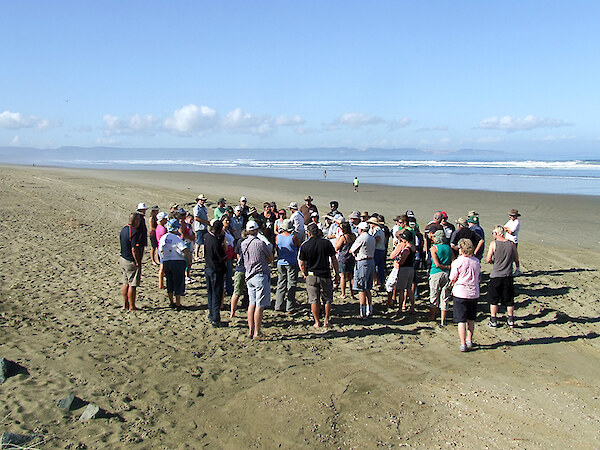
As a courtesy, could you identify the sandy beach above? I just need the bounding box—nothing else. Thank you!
[1,164,599,449]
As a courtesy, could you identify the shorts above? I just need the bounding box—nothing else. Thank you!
[353,259,374,291]
[163,259,187,296]
[120,256,141,287]
[453,296,478,323]
[487,276,515,307]
[195,229,207,246]
[233,271,247,296]
[429,271,451,310]
[246,273,271,308]
[338,259,355,274]
[306,275,334,305]
[396,266,415,291]
[150,234,158,249]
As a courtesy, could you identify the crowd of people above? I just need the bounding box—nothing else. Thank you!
[119,193,521,350]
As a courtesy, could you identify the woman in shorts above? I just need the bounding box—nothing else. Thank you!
[390,230,416,313]
[449,238,481,352]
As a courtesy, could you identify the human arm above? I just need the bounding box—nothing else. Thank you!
[486,240,496,264]
[335,235,345,251]
[389,242,402,260]
[431,245,450,270]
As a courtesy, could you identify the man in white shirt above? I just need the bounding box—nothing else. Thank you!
[288,202,305,242]
[350,222,376,318]
[504,209,522,275]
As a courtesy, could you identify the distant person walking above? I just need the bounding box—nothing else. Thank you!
[353,177,359,192]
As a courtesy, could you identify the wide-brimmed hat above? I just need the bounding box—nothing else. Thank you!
[456,217,468,226]
[288,202,299,210]
[467,210,479,217]
[508,209,521,217]
[196,194,207,201]
[366,217,380,226]
[304,195,313,201]
[137,202,148,211]
[280,219,294,232]
[348,210,361,219]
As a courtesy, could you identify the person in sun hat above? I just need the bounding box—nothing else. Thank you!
[135,202,149,259]
[193,194,210,261]
[300,195,318,225]
[350,221,376,318]
[288,201,305,242]
[275,219,301,313]
[504,209,521,248]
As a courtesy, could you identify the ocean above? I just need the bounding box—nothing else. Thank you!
[51,157,600,196]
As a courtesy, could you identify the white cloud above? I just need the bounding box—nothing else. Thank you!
[536,134,575,142]
[163,104,218,134]
[275,115,305,126]
[330,112,385,129]
[0,110,54,130]
[103,113,158,136]
[10,135,21,146]
[388,118,412,130]
[478,115,570,132]
[222,108,272,135]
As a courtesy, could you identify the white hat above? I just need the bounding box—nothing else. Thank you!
[358,222,369,231]
[196,194,207,201]
[157,212,168,221]
[311,211,319,217]
[288,201,298,210]
[246,220,259,231]
[234,205,242,212]
[240,196,247,202]
[137,202,148,210]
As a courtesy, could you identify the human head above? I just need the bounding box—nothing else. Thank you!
[458,238,474,256]
[456,217,468,228]
[196,194,207,204]
[234,205,242,215]
[306,222,319,237]
[508,209,521,218]
[280,219,294,233]
[433,211,443,223]
[210,219,223,234]
[167,218,180,233]
[330,200,338,210]
[366,217,379,227]
[360,211,369,221]
[440,211,449,223]
[157,212,168,223]
[357,222,369,232]
[129,212,140,227]
[493,225,505,238]
[218,197,226,207]
[278,209,286,219]
[246,220,259,235]
[433,229,447,245]
[304,195,313,204]
[311,212,319,222]
[137,202,148,215]
[399,230,412,243]
[288,202,298,211]
[150,206,159,216]
[341,221,352,235]
[263,202,272,212]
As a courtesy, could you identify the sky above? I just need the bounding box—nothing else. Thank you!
[1,1,599,158]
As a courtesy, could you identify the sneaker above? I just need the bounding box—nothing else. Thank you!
[507,317,515,328]
[459,344,467,352]
[513,268,522,277]
[465,340,473,350]
[488,320,499,328]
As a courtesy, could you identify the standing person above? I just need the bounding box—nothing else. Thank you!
[367,217,386,291]
[348,210,361,235]
[222,215,236,299]
[487,225,520,328]
[467,214,485,260]
[230,231,248,319]
[158,219,192,309]
[428,230,453,325]
[238,196,250,222]
[451,217,484,258]
[329,200,341,218]
[119,213,142,311]
[275,219,301,313]
[274,209,287,236]
[298,223,340,327]
[230,206,245,241]
[149,206,160,265]
[353,176,359,192]
[335,221,356,300]
[178,209,195,284]
[155,212,168,289]
[504,209,521,276]
[440,211,455,240]
[214,198,228,220]
[300,195,318,225]
[288,202,305,242]
[193,194,210,261]
[241,220,273,339]
[350,222,376,318]
[204,219,227,327]
[260,202,277,247]
[449,239,481,352]
[389,230,417,313]
[136,202,149,261]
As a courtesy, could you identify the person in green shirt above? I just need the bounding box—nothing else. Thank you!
[429,229,453,325]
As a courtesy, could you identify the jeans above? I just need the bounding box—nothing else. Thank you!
[275,264,298,311]
[205,266,224,323]
[374,248,386,285]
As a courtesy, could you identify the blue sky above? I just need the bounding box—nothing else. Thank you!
[1,1,599,157]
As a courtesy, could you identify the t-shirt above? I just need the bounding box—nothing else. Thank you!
[214,206,227,220]
[156,224,167,244]
[276,233,298,266]
[452,228,482,250]
[350,231,376,261]
[504,218,520,244]
[298,236,336,278]
[158,232,188,262]
[193,204,208,231]
[450,255,480,299]
[241,235,272,279]
[120,224,141,262]
[369,226,386,251]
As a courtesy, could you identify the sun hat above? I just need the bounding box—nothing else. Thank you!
[196,194,207,201]
[304,195,313,201]
[249,206,257,214]
[234,205,242,212]
[280,219,294,232]
[169,203,179,210]
[288,202,299,210]
[311,212,319,217]
[240,196,247,202]
[467,210,479,217]
[157,212,168,221]
[366,217,380,225]
[167,218,180,232]
[357,222,369,231]
[137,202,148,210]
[246,220,259,231]
[348,210,361,219]
[456,217,468,226]
[433,229,447,244]
[508,209,521,217]
[151,205,159,211]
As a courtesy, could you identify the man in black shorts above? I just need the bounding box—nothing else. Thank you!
[486,225,520,328]
[298,223,340,327]
[120,213,142,311]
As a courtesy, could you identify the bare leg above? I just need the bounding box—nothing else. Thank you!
[247,304,255,338]
[490,304,499,318]
[121,284,130,310]
[168,292,175,306]
[507,306,514,317]
[127,286,138,311]
[467,320,474,342]
[311,303,321,327]
[158,264,165,289]
[458,322,467,345]
[340,273,346,298]
[253,307,264,338]
[441,309,447,326]
[230,294,239,318]
[324,303,332,327]
[429,306,437,321]
[174,294,181,307]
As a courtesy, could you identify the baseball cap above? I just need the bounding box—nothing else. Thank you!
[246,220,259,231]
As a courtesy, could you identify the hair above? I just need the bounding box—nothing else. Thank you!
[129,212,139,225]
[330,200,338,208]
[458,238,474,256]
[493,225,505,237]
[341,221,352,235]
[263,202,271,208]
[399,214,408,223]
[211,219,223,234]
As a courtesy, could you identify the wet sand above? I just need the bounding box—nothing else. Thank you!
[1,165,599,448]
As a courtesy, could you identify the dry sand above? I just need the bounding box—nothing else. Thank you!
[0,165,599,449]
